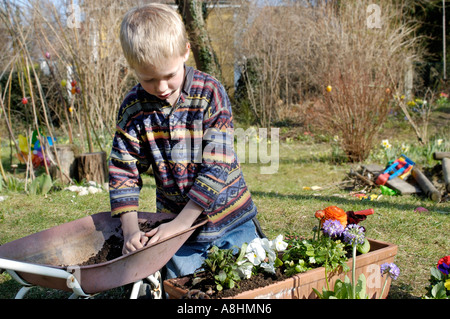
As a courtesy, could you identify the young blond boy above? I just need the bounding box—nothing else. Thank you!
[109,3,261,278]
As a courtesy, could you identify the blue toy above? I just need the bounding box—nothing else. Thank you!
[375,154,415,185]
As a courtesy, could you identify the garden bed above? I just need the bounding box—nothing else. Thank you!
[164,238,398,299]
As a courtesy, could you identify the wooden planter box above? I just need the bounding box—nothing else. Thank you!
[163,238,398,299]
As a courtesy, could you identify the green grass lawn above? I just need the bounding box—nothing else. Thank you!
[0,134,449,299]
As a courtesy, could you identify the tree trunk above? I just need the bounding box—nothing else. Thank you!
[76,151,107,185]
[49,145,77,184]
[176,0,223,82]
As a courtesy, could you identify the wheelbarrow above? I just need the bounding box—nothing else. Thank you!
[0,211,207,299]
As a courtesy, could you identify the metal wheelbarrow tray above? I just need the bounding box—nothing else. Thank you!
[0,211,207,297]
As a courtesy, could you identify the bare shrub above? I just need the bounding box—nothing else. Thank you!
[31,0,135,152]
[0,0,142,185]
[310,1,424,162]
[236,2,299,128]
[236,0,424,161]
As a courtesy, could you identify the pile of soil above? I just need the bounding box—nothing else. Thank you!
[174,268,289,299]
[78,219,170,266]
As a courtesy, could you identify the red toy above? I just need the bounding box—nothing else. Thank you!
[375,154,414,185]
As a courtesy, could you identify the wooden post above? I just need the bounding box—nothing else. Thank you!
[433,152,450,192]
[433,152,450,160]
[75,152,107,185]
[442,157,450,193]
[411,167,441,202]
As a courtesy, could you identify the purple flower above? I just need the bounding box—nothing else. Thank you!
[380,263,400,280]
[438,263,450,275]
[322,219,345,238]
[437,256,450,275]
[342,224,365,245]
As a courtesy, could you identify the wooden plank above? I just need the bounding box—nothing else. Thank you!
[433,152,450,160]
[411,167,441,202]
[443,157,450,192]
[362,164,422,195]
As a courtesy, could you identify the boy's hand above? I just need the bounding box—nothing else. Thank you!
[145,199,203,245]
[120,211,148,254]
[145,218,188,245]
[122,230,149,254]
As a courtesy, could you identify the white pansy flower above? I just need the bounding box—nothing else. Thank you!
[245,238,266,265]
[260,237,276,262]
[271,234,288,252]
[260,262,276,274]
[236,262,253,279]
[261,238,272,252]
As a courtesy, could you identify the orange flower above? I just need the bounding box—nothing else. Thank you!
[317,206,347,227]
[315,210,325,219]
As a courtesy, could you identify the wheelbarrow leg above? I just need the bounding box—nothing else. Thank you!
[15,286,33,299]
[6,270,34,299]
[129,271,163,299]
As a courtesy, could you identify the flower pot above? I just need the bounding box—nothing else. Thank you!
[163,238,398,299]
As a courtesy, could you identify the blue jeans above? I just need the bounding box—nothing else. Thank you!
[165,219,260,279]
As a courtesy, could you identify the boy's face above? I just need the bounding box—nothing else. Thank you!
[134,46,190,106]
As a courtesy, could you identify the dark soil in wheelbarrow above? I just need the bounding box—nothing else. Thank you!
[78,219,171,266]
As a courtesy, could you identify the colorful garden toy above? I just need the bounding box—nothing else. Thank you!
[375,154,415,185]
[17,129,55,168]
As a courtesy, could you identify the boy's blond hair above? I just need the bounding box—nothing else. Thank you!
[120,3,188,69]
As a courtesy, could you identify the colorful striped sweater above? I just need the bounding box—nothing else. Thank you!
[109,66,257,242]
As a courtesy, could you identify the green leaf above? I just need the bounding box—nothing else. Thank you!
[231,270,241,281]
[274,257,283,268]
[312,287,323,298]
[216,270,227,283]
[431,282,447,299]
[357,238,371,254]
[40,174,53,195]
[334,280,349,299]
[430,266,445,281]
[356,274,368,299]
[343,276,353,298]
[236,242,248,262]
[28,178,38,195]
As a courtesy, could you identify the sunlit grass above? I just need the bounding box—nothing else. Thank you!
[0,124,449,299]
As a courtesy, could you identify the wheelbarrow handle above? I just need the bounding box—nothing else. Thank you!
[0,258,90,298]
[0,258,71,279]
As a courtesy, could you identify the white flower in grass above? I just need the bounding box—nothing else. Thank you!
[381,139,391,149]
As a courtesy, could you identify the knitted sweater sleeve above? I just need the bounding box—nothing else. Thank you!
[108,99,149,217]
[186,79,235,211]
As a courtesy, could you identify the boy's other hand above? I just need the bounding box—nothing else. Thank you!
[145,218,187,245]
[122,230,149,254]
[145,199,203,245]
